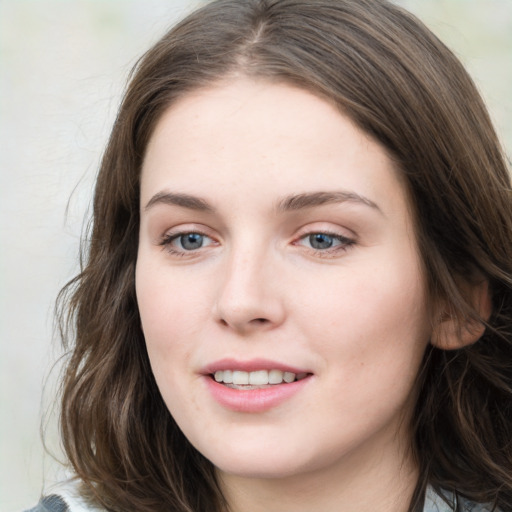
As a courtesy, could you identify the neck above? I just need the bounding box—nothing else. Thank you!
[217,436,419,512]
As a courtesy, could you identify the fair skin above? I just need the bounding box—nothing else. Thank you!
[136,79,432,512]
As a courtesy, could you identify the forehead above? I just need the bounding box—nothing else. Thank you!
[140,78,409,218]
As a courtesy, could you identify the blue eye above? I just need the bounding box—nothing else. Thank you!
[178,233,205,250]
[297,232,354,253]
[160,231,214,254]
[308,233,336,250]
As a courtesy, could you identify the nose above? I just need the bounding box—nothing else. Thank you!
[213,246,286,335]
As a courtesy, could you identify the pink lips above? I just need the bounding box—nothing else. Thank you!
[202,358,309,375]
[201,358,312,413]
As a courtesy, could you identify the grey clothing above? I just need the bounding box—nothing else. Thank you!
[25,495,69,512]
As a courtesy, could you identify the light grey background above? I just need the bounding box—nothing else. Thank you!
[1,1,510,510]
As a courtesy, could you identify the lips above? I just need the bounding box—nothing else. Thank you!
[201,358,313,412]
[202,358,310,375]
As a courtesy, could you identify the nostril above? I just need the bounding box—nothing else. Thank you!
[217,316,271,332]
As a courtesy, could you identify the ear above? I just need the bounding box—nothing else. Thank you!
[431,279,492,350]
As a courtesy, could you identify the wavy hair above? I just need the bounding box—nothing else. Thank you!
[57,1,512,510]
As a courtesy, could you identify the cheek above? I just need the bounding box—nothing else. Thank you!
[136,267,201,411]
[136,267,194,393]
[315,260,424,313]
[136,258,209,341]
[296,253,430,367]
[136,267,216,428]
[296,260,430,433]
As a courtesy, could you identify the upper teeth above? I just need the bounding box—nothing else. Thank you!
[214,369,306,385]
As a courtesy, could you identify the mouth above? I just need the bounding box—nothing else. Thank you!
[203,360,313,412]
[211,369,310,390]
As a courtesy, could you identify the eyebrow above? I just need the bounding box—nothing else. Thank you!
[145,191,215,212]
[144,190,381,215]
[276,191,381,214]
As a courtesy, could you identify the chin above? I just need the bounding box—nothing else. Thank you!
[197,439,326,481]
[214,458,307,480]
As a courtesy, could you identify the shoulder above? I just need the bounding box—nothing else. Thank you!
[24,480,106,512]
[424,486,501,512]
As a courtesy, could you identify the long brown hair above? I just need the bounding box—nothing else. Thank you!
[57,1,512,510]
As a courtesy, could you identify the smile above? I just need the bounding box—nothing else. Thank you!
[213,369,309,388]
[203,361,313,412]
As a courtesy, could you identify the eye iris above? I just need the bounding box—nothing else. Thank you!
[180,233,203,250]
[309,233,333,249]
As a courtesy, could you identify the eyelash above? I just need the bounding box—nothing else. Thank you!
[158,230,356,258]
[159,231,216,257]
[293,231,355,258]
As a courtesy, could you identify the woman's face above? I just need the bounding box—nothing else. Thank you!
[136,79,431,482]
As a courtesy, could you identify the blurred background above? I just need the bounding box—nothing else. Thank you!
[0,1,510,510]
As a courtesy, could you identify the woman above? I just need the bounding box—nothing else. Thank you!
[28,0,512,511]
